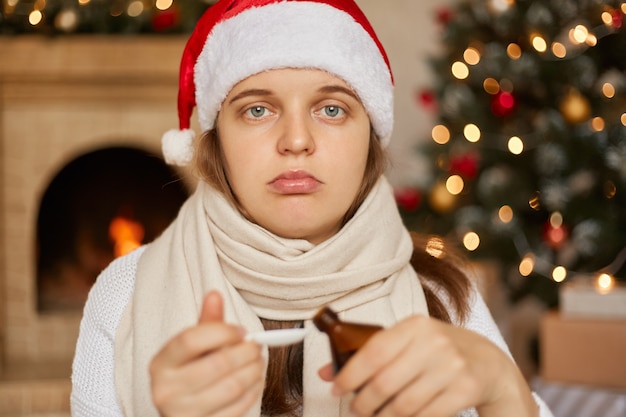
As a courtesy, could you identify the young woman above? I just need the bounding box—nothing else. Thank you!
[71,1,554,416]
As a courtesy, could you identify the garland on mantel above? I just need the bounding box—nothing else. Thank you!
[1,0,214,35]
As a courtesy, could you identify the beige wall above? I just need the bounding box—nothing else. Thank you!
[357,0,451,187]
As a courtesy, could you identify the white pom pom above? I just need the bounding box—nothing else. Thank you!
[162,128,195,166]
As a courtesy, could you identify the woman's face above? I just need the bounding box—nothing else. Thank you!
[216,68,371,244]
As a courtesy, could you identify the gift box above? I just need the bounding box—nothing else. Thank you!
[539,311,626,390]
[560,280,626,319]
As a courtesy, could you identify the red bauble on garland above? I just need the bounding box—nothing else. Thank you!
[151,6,180,32]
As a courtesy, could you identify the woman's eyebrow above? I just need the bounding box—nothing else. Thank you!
[318,85,360,101]
[228,89,273,104]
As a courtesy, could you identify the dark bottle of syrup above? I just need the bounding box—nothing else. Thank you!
[313,306,383,374]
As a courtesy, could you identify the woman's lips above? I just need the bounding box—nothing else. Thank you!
[268,170,322,194]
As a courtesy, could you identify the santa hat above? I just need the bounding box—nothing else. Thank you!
[162,0,395,166]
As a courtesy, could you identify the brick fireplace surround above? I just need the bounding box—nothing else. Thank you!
[0,36,194,415]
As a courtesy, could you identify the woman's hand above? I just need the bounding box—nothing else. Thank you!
[149,290,265,417]
[320,315,538,417]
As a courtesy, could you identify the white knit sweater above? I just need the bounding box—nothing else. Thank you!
[71,246,553,417]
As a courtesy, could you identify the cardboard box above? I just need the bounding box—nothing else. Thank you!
[539,311,626,390]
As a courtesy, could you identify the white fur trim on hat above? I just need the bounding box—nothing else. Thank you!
[162,128,195,166]
[194,1,394,146]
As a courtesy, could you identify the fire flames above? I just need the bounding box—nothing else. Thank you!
[109,217,144,258]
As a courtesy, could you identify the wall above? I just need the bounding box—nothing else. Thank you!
[358,0,451,187]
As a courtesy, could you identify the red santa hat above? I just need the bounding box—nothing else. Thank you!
[162,0,395,166]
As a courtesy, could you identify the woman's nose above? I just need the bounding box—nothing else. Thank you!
[276,111,315,155]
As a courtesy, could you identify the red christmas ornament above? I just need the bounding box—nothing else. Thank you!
[542,221,569,250]
[435,7,453,26]
[415,89,437,111]
[611,9,623,29]
[394,187,422,212]
[152,6,180,32]
[491,91,516,117]
[449,152,479,179]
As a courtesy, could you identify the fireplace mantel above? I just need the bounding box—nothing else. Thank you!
[0,35,192,414]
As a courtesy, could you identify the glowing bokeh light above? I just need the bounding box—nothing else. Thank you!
[432,125,451,145]
[451,61,470,79]
[591,117,605,132]
[506,43,522,59]
[29,10,43,25]
[552,266,567,282]
[156,0,173,10]
[463,123,481,143]
[519,255,535,276]
[531,35,547,52]
[498,205,514,223]
[464,47,481,65]
[552,42,567,58]
[595,273,615,294]
[483,78,500,94]
[446,175,465,195]
[508,136,524,155]
[463,232,480,251]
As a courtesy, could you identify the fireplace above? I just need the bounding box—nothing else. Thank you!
[36,146,189,312]
[0,35,195,414]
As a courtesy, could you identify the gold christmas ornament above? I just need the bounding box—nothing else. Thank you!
[559,89,591,124]
[429,181,456,213]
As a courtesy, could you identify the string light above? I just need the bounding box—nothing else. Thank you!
[586,33,598,46]
[446,175,465,195]
[570,25,589,44]
[463,232,480,251]
[156,0,173,11]
[551,42,567,58]
[506,43,522,60]
[451,61,470,79]
[552,266,568,282]
[127,1,144,17]
[463,47,481,65]
[621,113,626,126]
[508,136,524,155]
[463,123,481,142]
[531,34,547,52]
[595,273,616,294]
[498,205,514,223]
[602,82,616,98]
[483,78,500,94]
[29,10,43,25]
[431,124,451,144]
[591,117,605,132]
[519,255,535,276]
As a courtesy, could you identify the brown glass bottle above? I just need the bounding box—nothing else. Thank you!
[313,306,382,374]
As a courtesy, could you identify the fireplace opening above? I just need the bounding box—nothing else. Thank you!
[36,146,191,312]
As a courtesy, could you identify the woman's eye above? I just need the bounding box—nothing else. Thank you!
[245,106,268,118]
[323,106,345,118]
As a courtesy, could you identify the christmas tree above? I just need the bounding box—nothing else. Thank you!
[399,0,626,307]
[0,0,211,35]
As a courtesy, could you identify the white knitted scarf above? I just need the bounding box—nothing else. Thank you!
[114,176,428,416]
